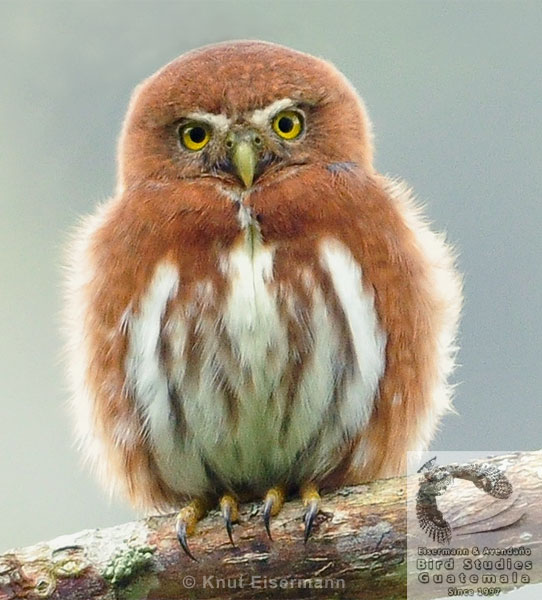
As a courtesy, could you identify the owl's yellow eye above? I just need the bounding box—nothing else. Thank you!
[180,122,211,151]
[272,110,303,140]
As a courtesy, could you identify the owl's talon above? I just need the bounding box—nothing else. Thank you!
[175,498,208,561]
[225,514,235,547]
[176,519,198,561]
[220,494,239,547]
[303,500,319,544]
[262,497,274,540]
[301,483,321,544]
[262,486,286,541]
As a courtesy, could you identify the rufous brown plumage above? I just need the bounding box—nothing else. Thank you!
[65,40,462,554]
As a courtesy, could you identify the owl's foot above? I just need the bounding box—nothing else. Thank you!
[262,485,286,540]
[175,498,209,561]
[301,482,321,543]
[219,493,240,547]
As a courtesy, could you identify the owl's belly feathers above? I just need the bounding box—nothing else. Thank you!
[125,231,386,499]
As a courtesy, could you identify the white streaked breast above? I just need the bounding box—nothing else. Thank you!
[320,239,387,434]
[124,260,208,497]
[124,236,387,497]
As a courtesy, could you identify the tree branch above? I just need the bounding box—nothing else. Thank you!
[1,451,540,600]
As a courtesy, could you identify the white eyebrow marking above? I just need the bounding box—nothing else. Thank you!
[249,98,296,129]
[185,111,231,133]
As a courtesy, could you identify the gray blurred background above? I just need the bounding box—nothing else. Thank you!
[1,1,541,553]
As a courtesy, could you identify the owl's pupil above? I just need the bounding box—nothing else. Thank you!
[278,117,294,133]
[190,127,206,143]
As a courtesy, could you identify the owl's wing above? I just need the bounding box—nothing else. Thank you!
[66,188,217,511]
[317,171,462,484]
[416,487,452,545]
[450,463,513,499]
[66,200,169,510]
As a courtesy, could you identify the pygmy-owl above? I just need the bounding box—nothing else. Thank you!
[65,41,462,558]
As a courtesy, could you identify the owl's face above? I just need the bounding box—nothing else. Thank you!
[119,41,373,192]
[162,98,315,189]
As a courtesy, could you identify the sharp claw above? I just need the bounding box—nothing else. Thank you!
[263,497,274,540]
[301,483,321,544]
[222,503,236,547]
[225,516,235,547]
[176,519,198,561]
[262,486,285,541]
[219,494,239,548]
[303,499,319,544]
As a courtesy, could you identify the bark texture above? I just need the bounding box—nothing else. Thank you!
[0,451,540,600]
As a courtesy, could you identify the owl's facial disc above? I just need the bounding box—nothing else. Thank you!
[175,102,308,189]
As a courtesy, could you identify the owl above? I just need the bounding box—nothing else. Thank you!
[416,462,512,545]
[65,41,462,559]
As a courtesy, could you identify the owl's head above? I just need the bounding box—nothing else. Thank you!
[118,41,373,191]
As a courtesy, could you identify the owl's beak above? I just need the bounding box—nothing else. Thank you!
[230,138,258,188]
